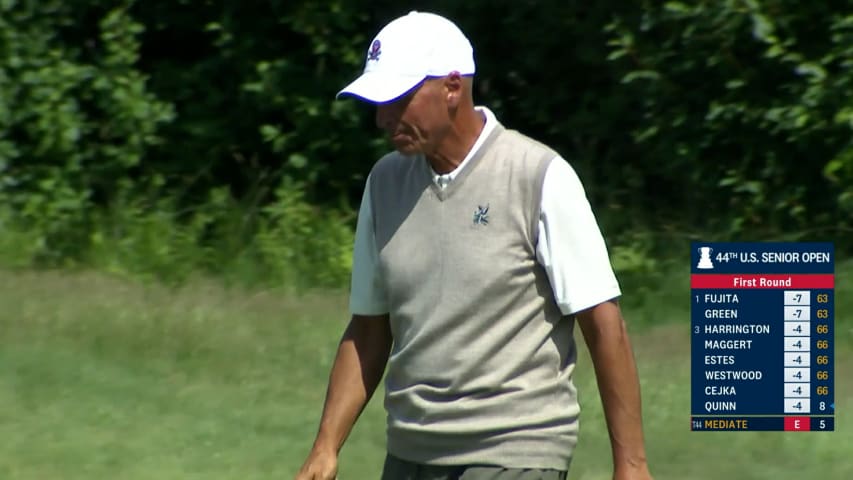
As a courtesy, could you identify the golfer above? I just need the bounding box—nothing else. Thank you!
[295,11,653,480]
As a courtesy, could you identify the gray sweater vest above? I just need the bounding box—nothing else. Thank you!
[368,124,579,469]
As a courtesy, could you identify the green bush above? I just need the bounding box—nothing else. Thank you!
[87,179,219,284]
[1,1,851,290]
[605,2,853,239]
[0,1,174,263]
[81,176,354,289]
[255,178,354,289]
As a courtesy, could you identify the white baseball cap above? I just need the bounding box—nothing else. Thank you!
[336,11,476,103]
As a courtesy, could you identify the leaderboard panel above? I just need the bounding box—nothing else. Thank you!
[690,242,835,431]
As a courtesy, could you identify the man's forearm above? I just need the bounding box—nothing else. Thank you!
[577,302,649,470]
[312,314,392,454]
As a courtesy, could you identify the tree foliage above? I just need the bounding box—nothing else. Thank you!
[0,0,850,284]
[606,1,853,238]
[0,0,173,261]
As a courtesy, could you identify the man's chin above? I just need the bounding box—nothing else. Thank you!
[393,143,421,156]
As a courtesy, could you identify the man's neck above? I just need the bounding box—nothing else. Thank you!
[426,108,486,174]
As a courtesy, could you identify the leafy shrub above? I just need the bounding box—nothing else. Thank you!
[0,1,174,263]
[606,2,853,240]
[255,178,354,289]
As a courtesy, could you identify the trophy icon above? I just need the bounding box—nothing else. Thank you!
[697,246,714,269]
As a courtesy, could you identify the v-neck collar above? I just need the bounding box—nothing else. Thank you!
[427,123,504,201]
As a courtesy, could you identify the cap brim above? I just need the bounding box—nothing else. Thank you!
[336,71,425,104]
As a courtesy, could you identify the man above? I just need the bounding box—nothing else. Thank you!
[295,11,653,480]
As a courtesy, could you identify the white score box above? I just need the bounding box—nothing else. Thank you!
[784,306,811,321]
[784,383,811,398]
[784,367,810,382]
[784,322,811,336]
[784,290,811,306]
[784,352,811,367]
[784,337,811,352]
[784,398,811,413]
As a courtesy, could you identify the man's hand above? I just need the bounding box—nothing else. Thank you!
[294,446,338,480]
[294,314,392,480]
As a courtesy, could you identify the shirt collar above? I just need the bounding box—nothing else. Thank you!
[432,106,497,188]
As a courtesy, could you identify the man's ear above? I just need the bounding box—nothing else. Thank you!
[444,71,464,108]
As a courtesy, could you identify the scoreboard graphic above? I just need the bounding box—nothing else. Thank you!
[690,242,835,431]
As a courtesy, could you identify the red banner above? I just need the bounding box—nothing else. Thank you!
[691,274,835,289]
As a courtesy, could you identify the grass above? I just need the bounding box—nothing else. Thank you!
[0,260,851,479]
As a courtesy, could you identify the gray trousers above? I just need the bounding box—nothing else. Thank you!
[380,454,568,480]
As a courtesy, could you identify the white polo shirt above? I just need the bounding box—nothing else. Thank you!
[350,107,621,316]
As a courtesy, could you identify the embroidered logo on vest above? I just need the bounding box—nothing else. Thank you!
[473,204,490,226]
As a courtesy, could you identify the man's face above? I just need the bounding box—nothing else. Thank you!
[374,78,450,156]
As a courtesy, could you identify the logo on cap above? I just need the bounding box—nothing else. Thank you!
[367,40,382,61]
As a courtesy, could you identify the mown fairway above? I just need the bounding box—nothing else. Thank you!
[1,264,851,479]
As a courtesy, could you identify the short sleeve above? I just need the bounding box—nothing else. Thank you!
[349,176,390,315]
[536,157,622,315]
